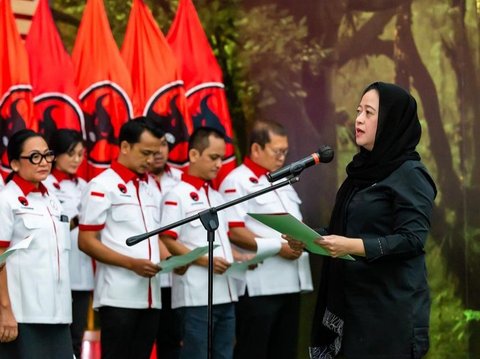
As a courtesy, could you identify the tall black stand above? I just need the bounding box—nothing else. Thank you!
[126,175,300,359]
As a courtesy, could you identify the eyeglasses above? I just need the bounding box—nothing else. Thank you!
[266,146,289,158]
[19,151,56,165]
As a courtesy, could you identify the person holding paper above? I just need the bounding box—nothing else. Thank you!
[147,125,183,359]
[287,82,436,359]
[159,127,238,359]
[78,118,171,359]
[219,120,313,359]
[0,129,73,358]
[43,128,91,359]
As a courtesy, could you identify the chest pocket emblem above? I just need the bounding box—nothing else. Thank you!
[249,177,258,184]
[190,192,199,201]
[18,196,29,206]
[118,183,127,194]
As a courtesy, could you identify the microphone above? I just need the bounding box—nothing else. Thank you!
[266,145,334,182]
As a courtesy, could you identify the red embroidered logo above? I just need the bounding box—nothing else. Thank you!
[18,196,28,206]
[53,182,60,190]
[190,192,199,201]
[118,183,127,194]
[249,177,259,184]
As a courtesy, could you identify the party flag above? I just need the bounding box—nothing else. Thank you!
[72,0,134,179]
[26,0,85,145]
[0,0,36,175]
[167,0,236,187]
[122,0,192,167]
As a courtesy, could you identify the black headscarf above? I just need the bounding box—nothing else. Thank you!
[310,82,422,358]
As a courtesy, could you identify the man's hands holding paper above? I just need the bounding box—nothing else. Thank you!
[278,243,303,260]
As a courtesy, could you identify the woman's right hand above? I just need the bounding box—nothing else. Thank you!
[0,306,18,343]
[282,234,305,252]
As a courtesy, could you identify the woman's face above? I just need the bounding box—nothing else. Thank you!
[355,89,379,151]
[11,137,52,184]
[55,142,85,175]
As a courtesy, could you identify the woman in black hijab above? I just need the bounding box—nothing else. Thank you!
[288,82,436,359]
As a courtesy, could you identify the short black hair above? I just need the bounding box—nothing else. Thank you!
[7,129,44,164]
[119,117,165,144]
[49,129,84,156]
[247,120,287,155]
[6,129,45,183]
[188,127,225,155]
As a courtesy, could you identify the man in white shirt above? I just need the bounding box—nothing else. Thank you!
[160,127,238,359]
[79,117,171,359]
[219,120,313,359]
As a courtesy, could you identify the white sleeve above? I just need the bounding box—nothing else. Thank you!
[219,175,249,229]
[0,192,14,247]
[159,190,184,239]
[78,180,111,231]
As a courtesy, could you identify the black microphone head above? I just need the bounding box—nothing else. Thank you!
[318,145,334,163]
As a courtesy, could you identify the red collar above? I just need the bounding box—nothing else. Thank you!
[244,157,268,178]
[164,164,172,174]
[111,161,148,183]
[12,174,49,196]
[51,168,77,182]
[182,173,210,191]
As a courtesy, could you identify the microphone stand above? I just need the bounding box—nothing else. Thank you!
[126,175,300,359]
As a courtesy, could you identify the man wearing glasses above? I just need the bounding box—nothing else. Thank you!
[219,120,313,359]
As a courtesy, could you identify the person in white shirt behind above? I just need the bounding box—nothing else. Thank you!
[148,127,183,359]
[219,119,313,359]
[43,128,92,359]
[160,127,238,359]
[78,117,172,359]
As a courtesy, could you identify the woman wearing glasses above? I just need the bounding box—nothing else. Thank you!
[44,129,92,359]
[0,129,73,358]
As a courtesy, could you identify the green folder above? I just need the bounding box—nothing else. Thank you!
[158,245,219,273]
[248,213,355,261]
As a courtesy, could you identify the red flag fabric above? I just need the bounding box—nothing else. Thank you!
[121,0,192,167]
[0,0,36,176]
[26,0,85,143]
[167,0,236,187]
[72,0,134,179]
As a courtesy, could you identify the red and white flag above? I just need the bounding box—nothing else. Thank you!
[26,0,85,144]
[0,0,36,177]
[122,0,192,167]
[167,0,236,187]
[72,0,134,179]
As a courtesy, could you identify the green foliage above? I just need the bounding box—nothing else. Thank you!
[425,240,468,358]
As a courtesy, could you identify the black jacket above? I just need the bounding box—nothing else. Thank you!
[341,160,435,359]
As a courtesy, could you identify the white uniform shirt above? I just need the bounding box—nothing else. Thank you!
[44,169,94,291]
[150,165,183,288]
[160,173,238,309]
[219,157,313,296]
[0,175,72,323]
[0,174,4,189]
[79,161,162,309]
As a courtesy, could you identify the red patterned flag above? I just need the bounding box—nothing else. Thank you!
[0,0,36,176]
[122,0,191,167]
[26,0,85,145]
[72,0,134,179]
[167,0,236,187]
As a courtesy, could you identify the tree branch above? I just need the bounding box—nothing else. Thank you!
[347,0,405,12]
[335,9,396,67]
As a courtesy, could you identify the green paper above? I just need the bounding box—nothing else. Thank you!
[0,235,34,265]
[248,213,355,261]
[158,245,219,273]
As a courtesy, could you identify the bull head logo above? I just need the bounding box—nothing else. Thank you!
[84,93,117,152]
